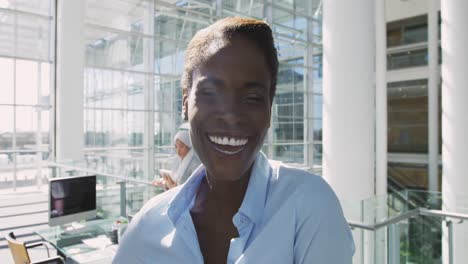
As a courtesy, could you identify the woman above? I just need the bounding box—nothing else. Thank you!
[153,130,201,189]
[114,17,354,264]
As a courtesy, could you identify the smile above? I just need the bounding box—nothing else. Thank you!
[208,135,249,155]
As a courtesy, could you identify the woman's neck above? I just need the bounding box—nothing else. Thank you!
[203,167,252,212]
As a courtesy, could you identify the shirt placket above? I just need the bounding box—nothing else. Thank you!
[176,209,205,263]
[227,213,254,264]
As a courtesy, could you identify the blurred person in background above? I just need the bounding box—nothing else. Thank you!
[153,130,200,189]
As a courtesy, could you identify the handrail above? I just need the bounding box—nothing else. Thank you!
[419,208,468,221]
[348,208,468,231]
[47,161,153,185]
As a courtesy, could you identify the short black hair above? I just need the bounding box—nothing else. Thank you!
[182,17,278,119]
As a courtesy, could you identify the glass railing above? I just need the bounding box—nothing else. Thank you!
[47,160,164,220]
[343,190,468,264]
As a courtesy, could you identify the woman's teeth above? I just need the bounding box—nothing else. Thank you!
[208,135,248,146]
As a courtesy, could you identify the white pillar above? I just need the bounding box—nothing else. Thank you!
[143,1,155,180]
[441,1,468,263]
[55,0,85,160]
[428,0,440,192]
[323,0,375,202]
[375,0,387,196]
[375,3,388,263]
[303,2,315,171]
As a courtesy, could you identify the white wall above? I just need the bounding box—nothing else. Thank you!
[386,0,439,22]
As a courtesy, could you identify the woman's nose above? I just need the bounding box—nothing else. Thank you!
[216,97,245,126]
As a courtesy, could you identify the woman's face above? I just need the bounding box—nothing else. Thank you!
[175,139,190,158]
[185,36,272,182]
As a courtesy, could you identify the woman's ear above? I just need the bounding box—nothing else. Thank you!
[182,88,189,121]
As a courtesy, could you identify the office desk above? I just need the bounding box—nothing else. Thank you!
[36,219,119,264]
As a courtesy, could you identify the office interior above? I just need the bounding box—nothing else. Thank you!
[0,0,467,263]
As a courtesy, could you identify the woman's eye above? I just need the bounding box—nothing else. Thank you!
[199,87,217,96]
[245,94,264,102]
[204,91,216,95]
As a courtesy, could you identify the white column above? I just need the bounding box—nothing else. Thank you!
[375,3,388,263]
[428,0,440,192]
[441,0,468,263]
[323,0,375,202]
[143,1,155,180]
[55,0,85,161]
[303,3,314,171]
[375,0,387,196]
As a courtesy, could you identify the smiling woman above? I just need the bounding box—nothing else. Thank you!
[114,17,354,264]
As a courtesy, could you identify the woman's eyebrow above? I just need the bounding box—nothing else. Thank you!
[244,81,268,92]
[197,77,224,87]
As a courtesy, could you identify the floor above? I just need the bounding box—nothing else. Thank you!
[0,185,53,264]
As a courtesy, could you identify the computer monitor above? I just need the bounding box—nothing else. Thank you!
[48,175,97,226]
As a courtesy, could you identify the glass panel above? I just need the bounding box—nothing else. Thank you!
[0,0,51,16]
[15,59,39,105]
[403,23,427,45]
[85,103,146,148]
[39,62,51,101]
[0,57,14,104]
[388,163,430,190]
[273,10,308,42]
[313,118,322,141]
[0,11,51,61]
[397,215,442,263]
[273,0,310,13]
[276,38,307,62]
[84,68,146,111]
[274,143,304,164]
[313,94,322,119]
[313,54,323,81]
[39,109,50,146]
[154,112,178,149]
[387,28,402,47]
[15,106,39,149]
[388,79,428,153]
[154,4,209,42]
[222,0,263,17]
[0,106,14,150]
[387,49,428,70]
[85,27,152,71]
[154,39,184,75]
[86,0,150,33]
[313,143,322,165]
[387,15,430,48]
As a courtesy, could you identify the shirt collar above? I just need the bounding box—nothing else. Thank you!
[167,152,271,225]
[237,151,271,225]
[167,164,206,224]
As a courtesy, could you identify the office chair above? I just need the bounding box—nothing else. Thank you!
[5,232,64,264]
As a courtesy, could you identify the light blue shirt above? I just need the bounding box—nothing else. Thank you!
[113,152,354,264]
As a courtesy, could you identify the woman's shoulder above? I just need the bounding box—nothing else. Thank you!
[267,160,341,209]
[136,186,182,221]
[270,161,332,192]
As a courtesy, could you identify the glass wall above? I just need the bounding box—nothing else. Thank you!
[83,0,323,180]
[386,14,441,71]
[0,0,54,190]
[388,79,428,153]
[0,0,323,188]
[386,13,442,192]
